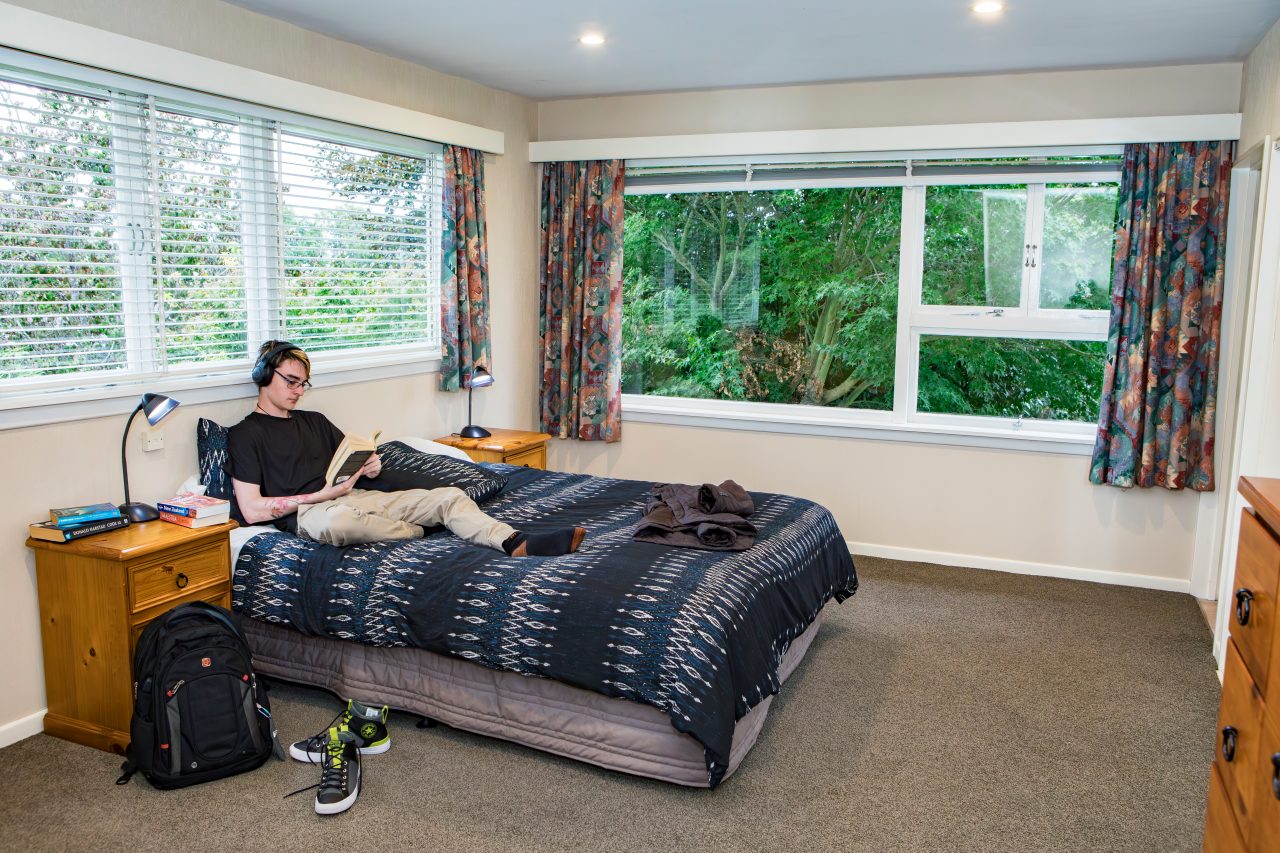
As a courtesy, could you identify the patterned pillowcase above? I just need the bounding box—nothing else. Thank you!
[365,440,509,504]
[196,418,239,518]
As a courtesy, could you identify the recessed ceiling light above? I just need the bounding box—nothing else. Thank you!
[972,1,1004,14]
[579,33,606,46]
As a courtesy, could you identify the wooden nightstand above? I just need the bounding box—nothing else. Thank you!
[434,428,552,469]
[26,519,237,754]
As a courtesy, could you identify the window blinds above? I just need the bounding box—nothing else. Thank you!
[0,64,443,391]
[0,77,133,381]
[278,130,442,357]
[624,154,1122,191]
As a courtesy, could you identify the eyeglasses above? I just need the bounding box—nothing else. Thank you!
[274,369,313,391]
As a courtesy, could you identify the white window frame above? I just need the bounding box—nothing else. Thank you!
[621,151,1121,454]
[0,50,445,429]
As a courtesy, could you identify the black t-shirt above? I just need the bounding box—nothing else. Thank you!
[226,409,345,532]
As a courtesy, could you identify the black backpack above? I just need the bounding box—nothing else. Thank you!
[117,601,283,789]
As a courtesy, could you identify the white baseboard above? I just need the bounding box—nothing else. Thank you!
[0,709,44,750]
[848,541,1192,594]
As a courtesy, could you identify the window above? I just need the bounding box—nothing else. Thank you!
[623,187,901,409]
[622,156,1120,444]
[913,181,1115,422]
[0,61,442,398]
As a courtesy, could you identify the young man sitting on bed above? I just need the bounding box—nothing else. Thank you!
[227,340,585,557]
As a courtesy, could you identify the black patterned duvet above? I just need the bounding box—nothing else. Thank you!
[232,465,858,787]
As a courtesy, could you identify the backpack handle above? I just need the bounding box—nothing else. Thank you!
[156,601,249,648]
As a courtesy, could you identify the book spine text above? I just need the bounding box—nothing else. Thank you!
[62,516,130,540]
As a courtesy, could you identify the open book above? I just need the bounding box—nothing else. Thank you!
[325,429,382,487]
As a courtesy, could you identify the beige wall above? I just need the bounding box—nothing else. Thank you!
[1241,18,1280,152]
[538,64,1243,140]
[537,64,1247,596]
[553,424,1200,581]
[0,0,538,735]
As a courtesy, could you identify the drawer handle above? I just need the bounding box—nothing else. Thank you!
[1235,588,1254,626]
[175,572,189,590]
[1222,726,1238,762]
[1273,753,1280,800]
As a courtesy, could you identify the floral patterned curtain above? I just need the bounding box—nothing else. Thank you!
[538,160,625,442]
[438,145,492,391]
[1089,141,1234,491]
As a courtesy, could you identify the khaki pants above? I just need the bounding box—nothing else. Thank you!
[295,487,515,550]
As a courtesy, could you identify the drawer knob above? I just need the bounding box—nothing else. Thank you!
[1222,726,1238,762]
[175,572,189,590]
[1235,588,1254,626]
[1273,753,1280,800]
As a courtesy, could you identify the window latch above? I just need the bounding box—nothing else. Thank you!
[987,308,1004,317]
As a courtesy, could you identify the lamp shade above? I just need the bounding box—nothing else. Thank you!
[465,366,494,389]
[141,392,179,426]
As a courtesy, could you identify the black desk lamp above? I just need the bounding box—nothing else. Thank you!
[459,367,494,439]
[120,392,180,522]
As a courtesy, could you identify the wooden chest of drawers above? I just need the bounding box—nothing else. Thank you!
[1206,477,1280,851]
[27,520,236,755]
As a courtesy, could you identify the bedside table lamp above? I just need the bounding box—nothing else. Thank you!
[459,367,494,439]
[119,392,180,522]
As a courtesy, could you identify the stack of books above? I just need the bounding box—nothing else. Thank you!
[156,494,231,528]
[29,502,129,543]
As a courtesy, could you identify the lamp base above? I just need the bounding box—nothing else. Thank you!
[120,502,160,523]
[459,424,492,439]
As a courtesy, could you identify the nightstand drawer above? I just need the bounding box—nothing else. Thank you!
[129,546,227,613]
[505,445,545,468]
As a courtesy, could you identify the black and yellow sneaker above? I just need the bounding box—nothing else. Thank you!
[314,727,361,815]
[288,699,390,763]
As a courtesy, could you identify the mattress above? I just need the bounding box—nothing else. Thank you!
[242,607,825,787]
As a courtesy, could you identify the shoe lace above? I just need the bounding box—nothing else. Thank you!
[284,737,347,800]
[319,737,347,792]
[283,721,349,800]
[295,708,349,765]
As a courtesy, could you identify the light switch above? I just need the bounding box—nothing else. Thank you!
[141,428,164,452]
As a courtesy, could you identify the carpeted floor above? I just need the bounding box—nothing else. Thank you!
[0,557,1220,852]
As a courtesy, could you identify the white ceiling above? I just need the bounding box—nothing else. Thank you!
[224,0,1280,100]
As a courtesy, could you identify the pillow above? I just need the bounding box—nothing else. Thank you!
[196,418,239,518]
[389,436,474,462]
[363,440,509,504]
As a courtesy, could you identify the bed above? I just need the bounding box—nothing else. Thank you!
[217,435,859,788]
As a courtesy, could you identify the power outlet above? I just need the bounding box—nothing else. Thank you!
[141,428,164,452]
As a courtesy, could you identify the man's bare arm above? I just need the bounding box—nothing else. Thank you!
[231,469,368,525]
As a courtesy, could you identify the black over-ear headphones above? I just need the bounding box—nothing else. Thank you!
[251,341,301,387]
